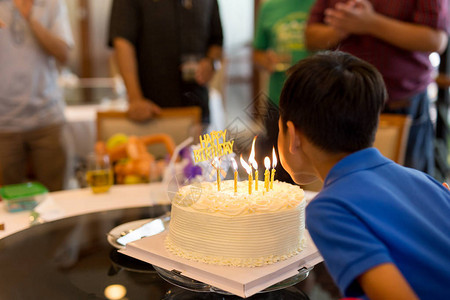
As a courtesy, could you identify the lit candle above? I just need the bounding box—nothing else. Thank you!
[249,136,258,191]
[264,157,270,192]
[240,155,252,195]
[231,157,238,194]
[271,147,277,190]
[253,162,259,191]
[212,157,221,191]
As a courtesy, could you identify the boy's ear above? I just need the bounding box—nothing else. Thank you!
[286,121,301,154]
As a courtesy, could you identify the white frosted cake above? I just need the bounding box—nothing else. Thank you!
[165,180,306,267]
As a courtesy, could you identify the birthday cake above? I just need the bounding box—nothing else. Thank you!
[165,180,306,267]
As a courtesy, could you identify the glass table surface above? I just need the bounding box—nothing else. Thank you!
[0,205,315,300]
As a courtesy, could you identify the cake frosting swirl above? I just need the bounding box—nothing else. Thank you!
[165,180,306,267]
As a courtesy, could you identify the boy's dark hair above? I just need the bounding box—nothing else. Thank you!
[279,51,387,153]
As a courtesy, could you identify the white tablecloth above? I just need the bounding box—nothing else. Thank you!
[0,183,169,240]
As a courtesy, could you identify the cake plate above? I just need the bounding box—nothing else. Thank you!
[153,264,313,295]
[120,230,322,298]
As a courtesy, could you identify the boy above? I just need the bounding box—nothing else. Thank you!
[277,51,450,299]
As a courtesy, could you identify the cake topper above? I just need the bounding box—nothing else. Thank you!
[193,130,234,163]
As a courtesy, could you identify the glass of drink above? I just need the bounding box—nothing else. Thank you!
[85,153,113,193]
[180,54,200,82]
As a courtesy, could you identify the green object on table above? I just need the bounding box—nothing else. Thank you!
[0,182,48,212]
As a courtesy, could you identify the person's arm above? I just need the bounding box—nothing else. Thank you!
[114,37,144,102]
[305,0,350,51]
[326,0,448,53]
[114,37,161,121]
[358,263,419,300]
[14,0,70,64]
[0,18,4,28]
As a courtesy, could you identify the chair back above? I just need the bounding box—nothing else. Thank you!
[96,107,202,159]
[373,113,412,165]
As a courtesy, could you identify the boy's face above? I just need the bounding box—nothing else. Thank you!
[277,118,319,185]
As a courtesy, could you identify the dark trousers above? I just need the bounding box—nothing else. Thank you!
[0,123,67,191]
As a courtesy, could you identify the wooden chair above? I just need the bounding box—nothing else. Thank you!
[373,113,412,165]
[435,73,450,89]
[96,107,202,159]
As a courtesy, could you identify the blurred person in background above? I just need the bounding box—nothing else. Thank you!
[0,0,73,191]
[253,0,315,183]
[108,0,223,126]
[306,0,449,176]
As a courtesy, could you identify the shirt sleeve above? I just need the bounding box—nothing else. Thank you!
[253,2,269,50]
[306,198,393,298]
[307,0,328,25]
[414,0,449,32]
[49,0,74,48]
[107,0,140,48]
[208,0,223,47]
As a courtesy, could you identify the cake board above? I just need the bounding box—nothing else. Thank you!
[119,230,323,298]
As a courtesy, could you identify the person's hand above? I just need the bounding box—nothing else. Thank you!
[258,50,283,73]
[443,182,449,190]
[13,0,34,21]
[0,18,5,28]
[195,57,215,85]
[127,98,162,122]
[325,0,376,36]
[254,49,280,73]
[265,50,279,73]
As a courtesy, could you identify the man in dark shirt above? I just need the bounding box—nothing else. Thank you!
[305,0,448,176]
[108,0,223,124]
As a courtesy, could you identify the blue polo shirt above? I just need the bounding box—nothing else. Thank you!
[306,148,450,299]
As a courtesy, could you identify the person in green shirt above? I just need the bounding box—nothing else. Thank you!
[254,0,315,106]
[253,0,315,183]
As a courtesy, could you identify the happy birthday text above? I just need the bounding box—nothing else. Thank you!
[194,130,234,163]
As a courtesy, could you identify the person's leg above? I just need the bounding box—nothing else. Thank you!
[26,124,67,191]
[0,132,27,185]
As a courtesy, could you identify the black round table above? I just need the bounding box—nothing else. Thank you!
[0,205,330,300]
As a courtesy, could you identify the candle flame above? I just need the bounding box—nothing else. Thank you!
[240,154,252,174]
[231,157,238,171]
[251,159,258,170]
[264,157,271,169]
[272,147,277,168]
[249,136,258,170]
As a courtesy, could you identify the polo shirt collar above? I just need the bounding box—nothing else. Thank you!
[324,148,390,187]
